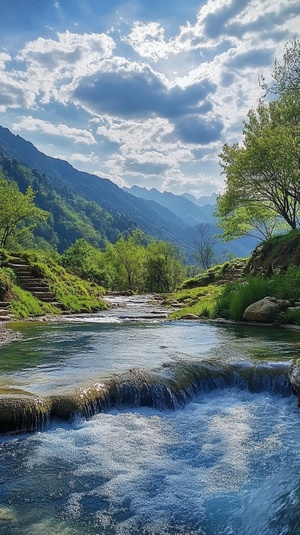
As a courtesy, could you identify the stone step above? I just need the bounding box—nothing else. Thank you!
[0,314,15,321]
[22,285,49,292]
[31,294,56,302]
[8,263,32,271]
[0,302,10,308]
[0,308,12,315]
[16,277,44,282]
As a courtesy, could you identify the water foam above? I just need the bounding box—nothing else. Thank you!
[1,390,299,534]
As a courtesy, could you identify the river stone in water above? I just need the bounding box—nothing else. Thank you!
[243,296,289,322]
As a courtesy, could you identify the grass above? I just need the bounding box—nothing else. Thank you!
[0,248,107,318]
[168,284,223,319]
[22,250,107,313]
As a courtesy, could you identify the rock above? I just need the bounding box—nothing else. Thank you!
[289,358,300,403]
[243,296,290,323]
[181,314,199,320]
[0,506,16,522]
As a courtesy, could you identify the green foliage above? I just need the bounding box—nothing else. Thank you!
[86,232,187,293]
[268,266,300,300]
[0,172,48,249]
[21,249,106,313]
[61,239,110,286]
[217,40,300,237]
[213,266,300,322]
[180,259,247,289]
[213,278,270,321]
[145,240,186,292]
[0,153,132,252]
[247,230,300,275]
[0,267,15,301]
[10,286,57,318]
[169,285,223,319]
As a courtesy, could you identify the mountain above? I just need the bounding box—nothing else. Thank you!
[182,192,218,207]
[123,185,215,227]
[0,126,195,256]
[0,126,257,260]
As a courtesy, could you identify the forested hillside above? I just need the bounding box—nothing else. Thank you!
[0,127,195,256]
[0,126,256,259]
[0,153,135,251]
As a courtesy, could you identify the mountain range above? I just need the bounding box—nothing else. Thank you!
[123,185,216,227]
[0,126,257,260]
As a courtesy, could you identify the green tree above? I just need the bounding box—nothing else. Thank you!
[145,240,186,292]
[217,197,288,241]
[219,98,300,231]
[61,238,110,286]
[217,40,300,237]
[0,176,48,248]
[105,231,147,292]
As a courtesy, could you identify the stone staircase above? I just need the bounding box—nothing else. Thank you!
[0,300,15,322]
[5,256,62,310]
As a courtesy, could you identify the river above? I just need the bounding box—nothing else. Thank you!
[0,295,300,534]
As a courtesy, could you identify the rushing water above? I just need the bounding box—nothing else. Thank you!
[1,296,300,534]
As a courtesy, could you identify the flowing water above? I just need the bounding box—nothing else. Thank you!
[0,296,300,534]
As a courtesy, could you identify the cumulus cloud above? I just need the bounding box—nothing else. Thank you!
[12,116,96,145]
[13,31,116,105]
[74,65,216,119]
[0,0,298,196]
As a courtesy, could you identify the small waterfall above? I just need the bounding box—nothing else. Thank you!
[0,359,294,435]
[0,394,50,434]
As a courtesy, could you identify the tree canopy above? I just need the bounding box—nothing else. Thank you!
[0,175,48,248]
[217,39,300,239]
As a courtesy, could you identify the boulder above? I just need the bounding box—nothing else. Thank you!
[289,358,300,405]
[243,296,290,323]
[181,314,199,320]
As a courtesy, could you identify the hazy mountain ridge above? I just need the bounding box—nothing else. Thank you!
[123,185,216,227]
[182,192,218,207]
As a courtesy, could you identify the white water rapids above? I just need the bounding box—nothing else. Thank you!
[0,296,300,534]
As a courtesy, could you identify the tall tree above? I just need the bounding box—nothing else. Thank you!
[145,240,185,292]
[0,176,48,248]
[106,230,146,292]
[217,40,300,237]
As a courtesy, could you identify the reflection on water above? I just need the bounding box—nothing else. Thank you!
[0,317,299,395]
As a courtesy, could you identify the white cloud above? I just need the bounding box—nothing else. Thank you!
[14,31,116,105]
[12,116,96,145]
[126,21,169,60]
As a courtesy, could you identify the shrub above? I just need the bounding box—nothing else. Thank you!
[213,277,271,321]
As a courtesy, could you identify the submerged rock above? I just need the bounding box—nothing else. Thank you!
[0,506,16,522]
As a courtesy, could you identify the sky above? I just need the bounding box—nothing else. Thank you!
[0,1,299,197]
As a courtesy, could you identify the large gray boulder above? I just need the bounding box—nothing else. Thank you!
[243,296,289,323]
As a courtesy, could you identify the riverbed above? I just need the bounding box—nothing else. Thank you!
[0,295,300,534]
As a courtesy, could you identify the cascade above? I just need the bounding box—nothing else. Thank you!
[0,359,294,434]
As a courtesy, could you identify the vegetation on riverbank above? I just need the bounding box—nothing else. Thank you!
[0,249,106,318]
[170,231,300,326]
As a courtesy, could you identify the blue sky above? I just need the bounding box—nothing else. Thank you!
[0,0,299,197]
